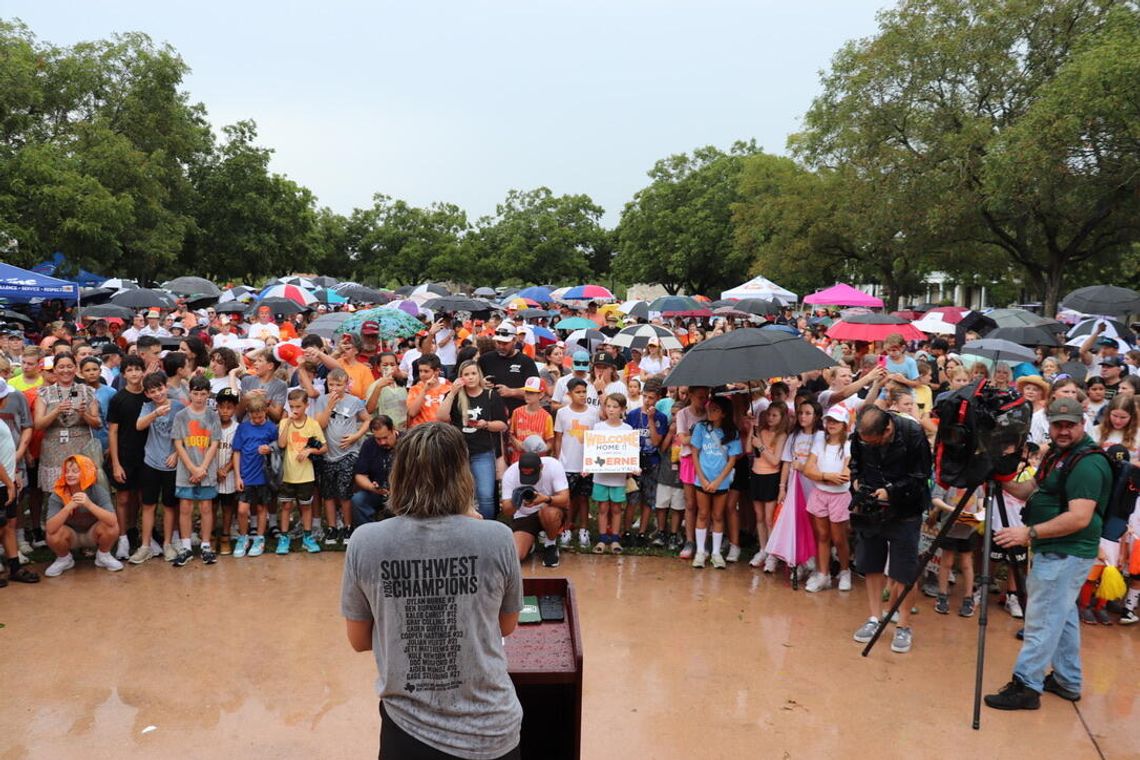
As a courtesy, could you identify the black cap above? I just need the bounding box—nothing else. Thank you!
[592,351,613,366]
[100,343,123,356]
[216,388,240,405]
[518,452,542,485]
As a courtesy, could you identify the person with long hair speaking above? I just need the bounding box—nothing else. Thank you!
[341,422,523,759]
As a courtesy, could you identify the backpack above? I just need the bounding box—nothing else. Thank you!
[1047,444,1139,541]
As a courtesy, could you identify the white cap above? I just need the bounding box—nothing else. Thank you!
[824,405,849,424]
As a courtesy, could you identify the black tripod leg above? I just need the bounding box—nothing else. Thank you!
[861,489,974,657]
[973,482,997,729]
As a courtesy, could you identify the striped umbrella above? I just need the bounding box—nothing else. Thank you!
[562,284,614,301]
[259,283,317,306]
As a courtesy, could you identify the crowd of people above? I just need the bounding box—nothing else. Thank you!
[1,291,1136,693]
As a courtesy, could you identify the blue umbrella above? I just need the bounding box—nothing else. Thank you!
[761,323,800,336]
[517,286,553,302]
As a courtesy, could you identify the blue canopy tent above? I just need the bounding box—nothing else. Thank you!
[0,262,80,301]
[32,252,106,289]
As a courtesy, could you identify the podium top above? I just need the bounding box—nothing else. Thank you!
[506,577,583,685]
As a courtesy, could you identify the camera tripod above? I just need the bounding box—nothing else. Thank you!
[860,478,1027,729]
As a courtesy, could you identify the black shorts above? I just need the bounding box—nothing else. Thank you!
[854,516,922,585]
[380,701,518,760]
[216,492,238,509]
[940,522,979,554]
[108,460,143,492]
[750,472,780,502]
[240,485,275,507]
[989,532,1029,565]
[140,464,179,508]
[318,453,358,501]
[730,459,751,494]
[511,512,544,537]
[566,473,593,499]
[278,481,315,505]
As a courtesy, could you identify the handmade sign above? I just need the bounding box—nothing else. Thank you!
[583,429,640,474]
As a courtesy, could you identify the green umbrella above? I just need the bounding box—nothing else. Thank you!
[553,317,598,331]
[334,307,423,341]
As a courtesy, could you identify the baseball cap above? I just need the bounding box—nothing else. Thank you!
[523,376,544,393]
[216,388,240,405]
[521,434,548,454]
[1046,397,1085,424]
[518,452,543,485]
[1096,336,1118,347]
[146,309,160,319]
[361,320,380,336]
[1101,355,1125,367]
[100,343,122,357]
[823,405,850,424]
[493,326,515,342]
[592,351,613,366]
[646,337,660,347]
[572,350,590,370]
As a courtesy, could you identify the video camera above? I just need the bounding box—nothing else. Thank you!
[848,484,890,530]
[934,379,1031,490]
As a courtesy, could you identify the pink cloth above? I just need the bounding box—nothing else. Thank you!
[764,471,816,565]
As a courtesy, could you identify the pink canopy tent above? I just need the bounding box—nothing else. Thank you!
[803,283,884,308]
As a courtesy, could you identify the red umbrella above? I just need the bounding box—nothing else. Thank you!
[891,309,922,321]
[826,314,925,342]
[924,306,968,324]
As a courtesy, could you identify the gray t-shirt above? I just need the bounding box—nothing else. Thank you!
[341,515,523,759]
[140,399,186,471]
[311,393,366,461]
[46,484,113,532]
[171,406,222,488]
[0,391,31,477]
[240,375,288,411]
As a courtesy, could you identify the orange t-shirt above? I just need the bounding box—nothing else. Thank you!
[508,406,554,463]
[279,322,297,341]
[406,380,453,428]
[340,359,375,400]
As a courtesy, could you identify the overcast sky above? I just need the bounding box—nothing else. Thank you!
[9,1,888,225]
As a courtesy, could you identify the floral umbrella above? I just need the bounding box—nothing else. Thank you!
[334,307,424,341]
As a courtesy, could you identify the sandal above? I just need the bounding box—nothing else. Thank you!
[611,542,624,555]
[592,541,606,554]
[10,566,39,584]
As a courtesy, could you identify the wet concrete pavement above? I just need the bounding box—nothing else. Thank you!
[1,551,1135,759]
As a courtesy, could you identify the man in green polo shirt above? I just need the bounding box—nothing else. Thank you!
[984,397,1111,710]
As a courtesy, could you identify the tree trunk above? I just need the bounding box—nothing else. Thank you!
[1043,260,1065,318]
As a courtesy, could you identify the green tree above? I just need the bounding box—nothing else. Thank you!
[350,196,470,287]
[795,0,1140,314]
[615,142,760,296]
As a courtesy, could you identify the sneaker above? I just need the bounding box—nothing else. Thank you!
[853,616,880,643]
[543,544,560,568]
[1005,594,1024,619]
[288,524,303,540]
[959,596,975,618]
[577,528,591,548]
[935,594,950,615]
[172,549,192,568]
[651,531,666,548]
[1079,606,1097,625]
[18,538,33,556]
[710,552,726,570]
[679,541,695,560]
[725,544,741,563]
[276,535,291,555]
[984,677,1041,710]
[559,529,571,548]
[302,534,321,553]
[666,533,682,552]
[763,555,779,573]
[220,535,233,556]
[343,526,355,544]
[890,626,913,654]
[1120,609,1139,625]
[636,533,649,547]
[323,527,338,546]
[1094,607,1112,625]
[921,579,941,598]
[128,544,155,565]
[94,550,124,572]
[44,554,75,577]
[266,525,281,541]
[200,546,218,565]
[691,551,707,569]
[32,528,46,548]
[114,536,130,560]
[149,539,164,558]
[749,550,767,568]
[805,572,832,593]
[163,543,178,562]
[17,551,30,565]
[620,531,634,547]
[249,535,266,557]
[233,535,250,559]
[1043,673,1081,702]
[837,569,852,592]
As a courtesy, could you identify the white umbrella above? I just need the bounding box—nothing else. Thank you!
[912,315,957,335]
[100,278,138,291]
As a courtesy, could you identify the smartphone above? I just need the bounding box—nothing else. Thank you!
[877,355,887,369]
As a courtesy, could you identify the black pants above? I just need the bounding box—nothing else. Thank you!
[379,702,520,760]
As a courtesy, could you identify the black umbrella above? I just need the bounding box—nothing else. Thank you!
[987,326,1062,348]
[473,287,498,298]
[624,301,650,320]
[163,276,222,298]
[516,308,556,320]
[79,304,134,320]
[424,296,491,313]
[954,311,999,347]
[337,284,390,304]
[0,309,33,325]
[394,285,415,296]
[662,328,836,387]
[215,301,249,315]
[1062,285,1140,316]
[985,308,1062,330]
[959,338,1037,364]
[311,275,339,289]
[111,289,177,309]
[257,297,309,316]
[185,295,220,309]
[79,287,115,304]
[649,295,699,313]
[734,298,782,317]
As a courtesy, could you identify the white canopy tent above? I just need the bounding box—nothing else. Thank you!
[720,275,797,305]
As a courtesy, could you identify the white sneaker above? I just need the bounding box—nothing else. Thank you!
[725,544,741,563]
[837,569,853,592]
[805,572,832,593]
[45,554,76,577]
[749,550,767,568]
[18,540,34,556]
[149,538,164,557]
[710,552,726,569]
[128,544,154,565]
[577,529,590,549]
[692,551,707,569]
[558,529,571,548]
[763,555,779,573]
[94,551,124,572]
[114,536,130,560]
[17,551,31,565]
[163,543,178,562]
[1005,594,1024,619]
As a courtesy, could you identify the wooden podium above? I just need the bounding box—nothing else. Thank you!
[506,577,583,760]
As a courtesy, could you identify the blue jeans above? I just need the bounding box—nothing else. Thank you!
[1013,552,1095,693]
[469,450,497,520]
[351,491,386,526]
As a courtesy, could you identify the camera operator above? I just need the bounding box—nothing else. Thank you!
[500,436,569,567]
[984,397,1112,710]
[849,405,932,654]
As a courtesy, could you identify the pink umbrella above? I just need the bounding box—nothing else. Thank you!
[924,306,969,324]
[803,283,884,308]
